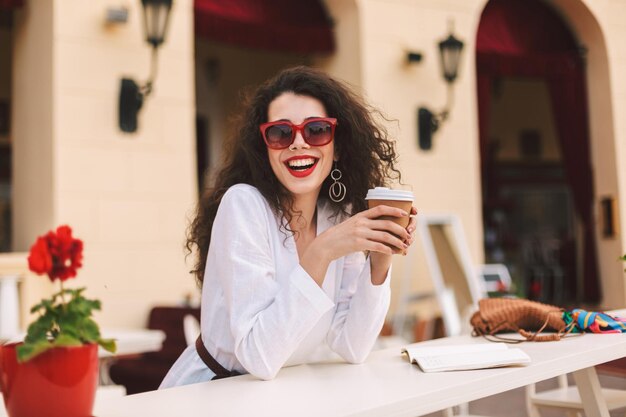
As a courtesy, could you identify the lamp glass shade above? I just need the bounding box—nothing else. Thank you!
[439,34,464,83]
[141,0,172,48]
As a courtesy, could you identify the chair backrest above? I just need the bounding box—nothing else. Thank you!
[417,214,486,336]
[477,264,512,293]
[146,306,200,362]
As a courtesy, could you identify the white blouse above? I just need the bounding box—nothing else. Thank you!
[160,184,391,385]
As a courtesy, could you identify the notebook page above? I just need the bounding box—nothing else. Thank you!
[413,348,530,372]
[401,343,507,363]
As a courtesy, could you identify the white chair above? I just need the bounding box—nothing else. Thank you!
[476,264,512,294]
[183,314,201,347]
[526,370,626,417]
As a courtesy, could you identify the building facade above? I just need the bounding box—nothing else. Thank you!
[1,0,625,329]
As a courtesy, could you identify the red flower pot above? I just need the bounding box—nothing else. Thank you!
[0,342,98,417]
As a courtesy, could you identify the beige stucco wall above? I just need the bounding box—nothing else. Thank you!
[12,0,198,328]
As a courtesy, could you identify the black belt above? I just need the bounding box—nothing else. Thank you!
[195,335,241,380]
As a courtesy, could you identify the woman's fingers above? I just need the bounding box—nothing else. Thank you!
[363,205,409,220]
[406,216,417,236]
[365,230,407,251]
[368,219,410,240]
[405,206,418,245]
[370,242,394,255]
[406,207,417,232]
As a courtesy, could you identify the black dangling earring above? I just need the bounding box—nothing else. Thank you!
[328,163,346,203]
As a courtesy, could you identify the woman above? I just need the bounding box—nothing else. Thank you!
[160,66,416,385]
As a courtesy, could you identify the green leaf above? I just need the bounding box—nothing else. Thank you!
[81,318,101,341]
[52,333,83,347]
[57,309,80,329]
[24,326,49,344]
[68,296,100,316]
[24,314,55,343]
[98,338,117,354]
[30,298,54,314]
[59,326,82,342]
[70,287,87,297]
[29,302,44,314]
[17,340,53,362]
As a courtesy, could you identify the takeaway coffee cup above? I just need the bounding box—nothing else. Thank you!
[365,187,414,228]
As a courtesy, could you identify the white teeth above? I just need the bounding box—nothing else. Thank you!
[287,158,316,168]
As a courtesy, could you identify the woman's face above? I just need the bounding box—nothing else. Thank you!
[266,92,335,201]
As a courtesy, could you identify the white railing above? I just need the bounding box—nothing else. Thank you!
[0,252,28,339]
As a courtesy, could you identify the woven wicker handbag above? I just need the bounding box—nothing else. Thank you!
[470,298,575,342]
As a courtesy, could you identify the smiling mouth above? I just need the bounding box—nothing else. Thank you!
[286,157,317,170]
[284,157,319,177]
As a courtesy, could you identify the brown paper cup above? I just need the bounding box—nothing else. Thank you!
[367,199,412,228]
[365,188,414,255]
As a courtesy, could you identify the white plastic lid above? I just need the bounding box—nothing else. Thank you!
[365,187,414,201]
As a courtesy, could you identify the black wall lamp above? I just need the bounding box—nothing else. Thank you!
[119,0,173,133]
[417,27,464,150]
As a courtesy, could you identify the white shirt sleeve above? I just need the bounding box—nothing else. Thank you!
[326,251,391,363]
[210,186,335,380]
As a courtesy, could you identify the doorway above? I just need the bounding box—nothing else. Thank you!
[476,0,599,304]
[482,77,576,304]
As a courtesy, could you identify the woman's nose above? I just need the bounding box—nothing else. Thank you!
[289,131,310,150]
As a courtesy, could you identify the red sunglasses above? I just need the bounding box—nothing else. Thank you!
[259,117,337,150]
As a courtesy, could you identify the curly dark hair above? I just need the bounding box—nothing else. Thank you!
[188,66,401,285]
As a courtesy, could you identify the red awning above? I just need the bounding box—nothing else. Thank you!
[0,0,23,9]
[194,0,335,54]
[476,0,578,56]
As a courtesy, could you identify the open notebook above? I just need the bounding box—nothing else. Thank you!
[401,343,531,372]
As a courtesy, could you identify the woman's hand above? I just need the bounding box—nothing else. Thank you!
[370,206,417,284]
[301,205,416,286]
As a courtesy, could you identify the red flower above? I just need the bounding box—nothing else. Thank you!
[27,237,53,275]
[27,225,84,282]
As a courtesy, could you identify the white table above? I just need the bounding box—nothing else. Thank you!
[1,328,165,358]
[98,329,166,385]
[95,332,626,417]
[99,329,166,358]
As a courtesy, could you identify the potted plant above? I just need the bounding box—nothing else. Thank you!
[0,225,116,417]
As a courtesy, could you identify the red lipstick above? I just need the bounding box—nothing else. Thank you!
[284,155,319,178]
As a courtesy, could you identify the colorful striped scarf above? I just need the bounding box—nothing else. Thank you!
[563,309,626,334]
